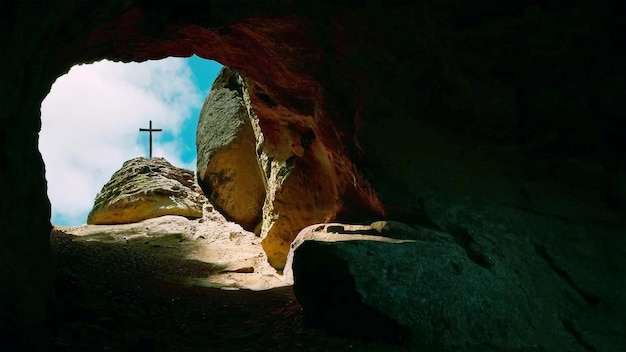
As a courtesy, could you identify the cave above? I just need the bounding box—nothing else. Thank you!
[1,1,624,350]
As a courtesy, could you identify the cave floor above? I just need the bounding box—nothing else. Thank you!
[49,229,402,352]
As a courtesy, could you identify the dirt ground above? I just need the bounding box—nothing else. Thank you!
[49,229,403,351]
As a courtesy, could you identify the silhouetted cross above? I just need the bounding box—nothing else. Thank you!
[139,120,162,159]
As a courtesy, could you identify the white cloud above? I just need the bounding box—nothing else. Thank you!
[39,58,202,225]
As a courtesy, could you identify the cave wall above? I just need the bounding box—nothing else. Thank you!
[1,0,624,347]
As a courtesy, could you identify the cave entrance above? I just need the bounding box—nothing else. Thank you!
[39,56,220,225]
[37,50,386,350]
[40,56,290,290]
[41,54,329,350]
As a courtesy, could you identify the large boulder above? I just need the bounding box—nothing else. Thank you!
[290,217,626,350]
[197,67,383,269]
[87,157,206,225]
[196,67,266,231]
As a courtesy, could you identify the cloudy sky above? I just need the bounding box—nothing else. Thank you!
[39,56,222,225]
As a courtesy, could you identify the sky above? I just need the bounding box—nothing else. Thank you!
[39,55,222,226]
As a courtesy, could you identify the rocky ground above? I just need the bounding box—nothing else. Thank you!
[48,224,405,351]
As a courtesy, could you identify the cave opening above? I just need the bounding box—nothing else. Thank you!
[39,56,222,226]
[40,56,326,350]
[38,53,306,285]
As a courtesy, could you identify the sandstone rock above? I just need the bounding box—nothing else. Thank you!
[197,67,383,269]
[58,210,286,291]
[257,134,345,269]
[87,157,206,225]
[196,67,265,231]
[290,217,626,350]
[240,72,385,270]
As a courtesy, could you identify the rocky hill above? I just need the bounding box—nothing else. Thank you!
[87,157,206,225]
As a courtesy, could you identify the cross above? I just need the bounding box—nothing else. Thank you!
[139,120,162,159]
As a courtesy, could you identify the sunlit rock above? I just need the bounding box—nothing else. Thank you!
[196,67,266,231]
[57,210,286,291]
[87,157,206,224]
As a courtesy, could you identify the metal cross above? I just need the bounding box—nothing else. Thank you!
[139,120,162,159]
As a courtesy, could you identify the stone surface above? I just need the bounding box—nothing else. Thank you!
[57,210,286,291]
[87,157,206,225]
[291,219,626,350]
[196,67,265,231]
[197,67,382,269]
[241,66,385,270]
[1,0,625,349]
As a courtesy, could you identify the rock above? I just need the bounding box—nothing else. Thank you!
[242,70,385,270]
[290,219,626,350]
[87,157,206,225]
[196,67,266,231]
[282,222,417,285]
[57,211,286,291]
[197,67,384,269]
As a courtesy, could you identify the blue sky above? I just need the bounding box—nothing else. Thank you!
[39,56,222,225]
